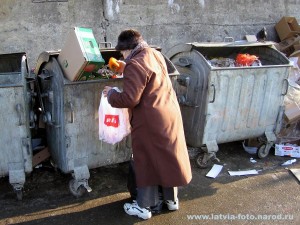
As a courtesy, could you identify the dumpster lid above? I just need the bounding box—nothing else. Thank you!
[166,41,277,58]
[189,41,277,48]
[34,50,60,75]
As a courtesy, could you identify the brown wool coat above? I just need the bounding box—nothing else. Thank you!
[108,47,192,188]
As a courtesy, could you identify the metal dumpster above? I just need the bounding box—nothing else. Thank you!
[166,42,291,167]
[0,53,34,200]
[34,47,179,196]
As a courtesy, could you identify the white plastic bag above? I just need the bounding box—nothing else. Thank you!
[98,88,131,144]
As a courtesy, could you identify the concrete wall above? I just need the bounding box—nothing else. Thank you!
[0,0,300,68]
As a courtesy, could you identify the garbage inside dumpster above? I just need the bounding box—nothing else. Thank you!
[207,53,262,68]
[235,53,260,66]
[57,27,105,81]
[166,41,291,168]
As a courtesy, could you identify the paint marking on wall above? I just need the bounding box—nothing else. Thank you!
[116,0,120,14]
[198,0,205,8]
[106,0,114,19]
[168,0,180,13]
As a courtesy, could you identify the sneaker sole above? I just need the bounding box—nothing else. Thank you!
[167,206,179,211]
[123,205,152,220]
[165,201,179,211]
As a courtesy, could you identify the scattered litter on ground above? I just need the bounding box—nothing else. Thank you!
[281,159,297,166]
[242,141,257,155]
[228,169,259,176]
[250,158,257,163]
[275,144,300,158]
[206,164,223,178]
[289,168,300,182]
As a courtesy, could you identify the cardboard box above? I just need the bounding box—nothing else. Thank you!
[274,35,300,56]
[275,16,300,41]
[58,27,105,81]
[285,102,300,123]
[294,44,300,51]
[275,144,300,158]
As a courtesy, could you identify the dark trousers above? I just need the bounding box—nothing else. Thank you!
[127,158,178,208]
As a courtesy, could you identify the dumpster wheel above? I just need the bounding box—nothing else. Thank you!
[257,144,270,159]
[69,179,86,197]
[196,155,210,168]
[15,190,23,201]
[196,152,220,169]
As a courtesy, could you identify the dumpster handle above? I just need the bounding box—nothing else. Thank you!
[16,104,24,126]
[282,79,288,96]
[99,42,112,48]
[224,37,234,42]
[209,84,216,103]
[69,102,74,123]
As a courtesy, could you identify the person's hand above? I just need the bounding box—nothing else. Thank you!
[115,60,126,73]
[103,86,113,97]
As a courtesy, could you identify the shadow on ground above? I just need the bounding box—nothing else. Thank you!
[0,141,299,225]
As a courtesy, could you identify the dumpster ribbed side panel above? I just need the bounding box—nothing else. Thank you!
[63,82,132,172]
[39,57,132,174]
[0,87,26,176]
[0,53,32,195]
[203,66,289,144]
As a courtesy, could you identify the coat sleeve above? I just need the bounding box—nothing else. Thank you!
[108,59,149,108]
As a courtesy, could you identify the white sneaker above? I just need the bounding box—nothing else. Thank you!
[123,201,152,220]
[165,199,179,210]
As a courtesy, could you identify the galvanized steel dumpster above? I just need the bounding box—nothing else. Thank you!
[0,53,34,200]
[34,48,179,196]
[166,42,291,167]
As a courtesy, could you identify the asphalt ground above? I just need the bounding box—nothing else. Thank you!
[0,141,299,225]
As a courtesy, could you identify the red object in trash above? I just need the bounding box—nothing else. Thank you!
[236,53,259,66]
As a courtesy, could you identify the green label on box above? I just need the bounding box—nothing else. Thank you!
[75,27,105,63]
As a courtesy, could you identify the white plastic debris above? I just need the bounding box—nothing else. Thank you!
[290,168,300,182]
[206,164,223,178]
[281,159,297,166]
[250,158,257,163]
[242,141,257,155]
[228,170,259,176]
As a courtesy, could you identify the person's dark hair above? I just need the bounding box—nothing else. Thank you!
[115,29,143,50]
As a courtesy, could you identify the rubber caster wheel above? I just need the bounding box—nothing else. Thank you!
[196,153,211,169]
[257,144,270,159]
[16,190,23,201]
[69,179,86,197]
